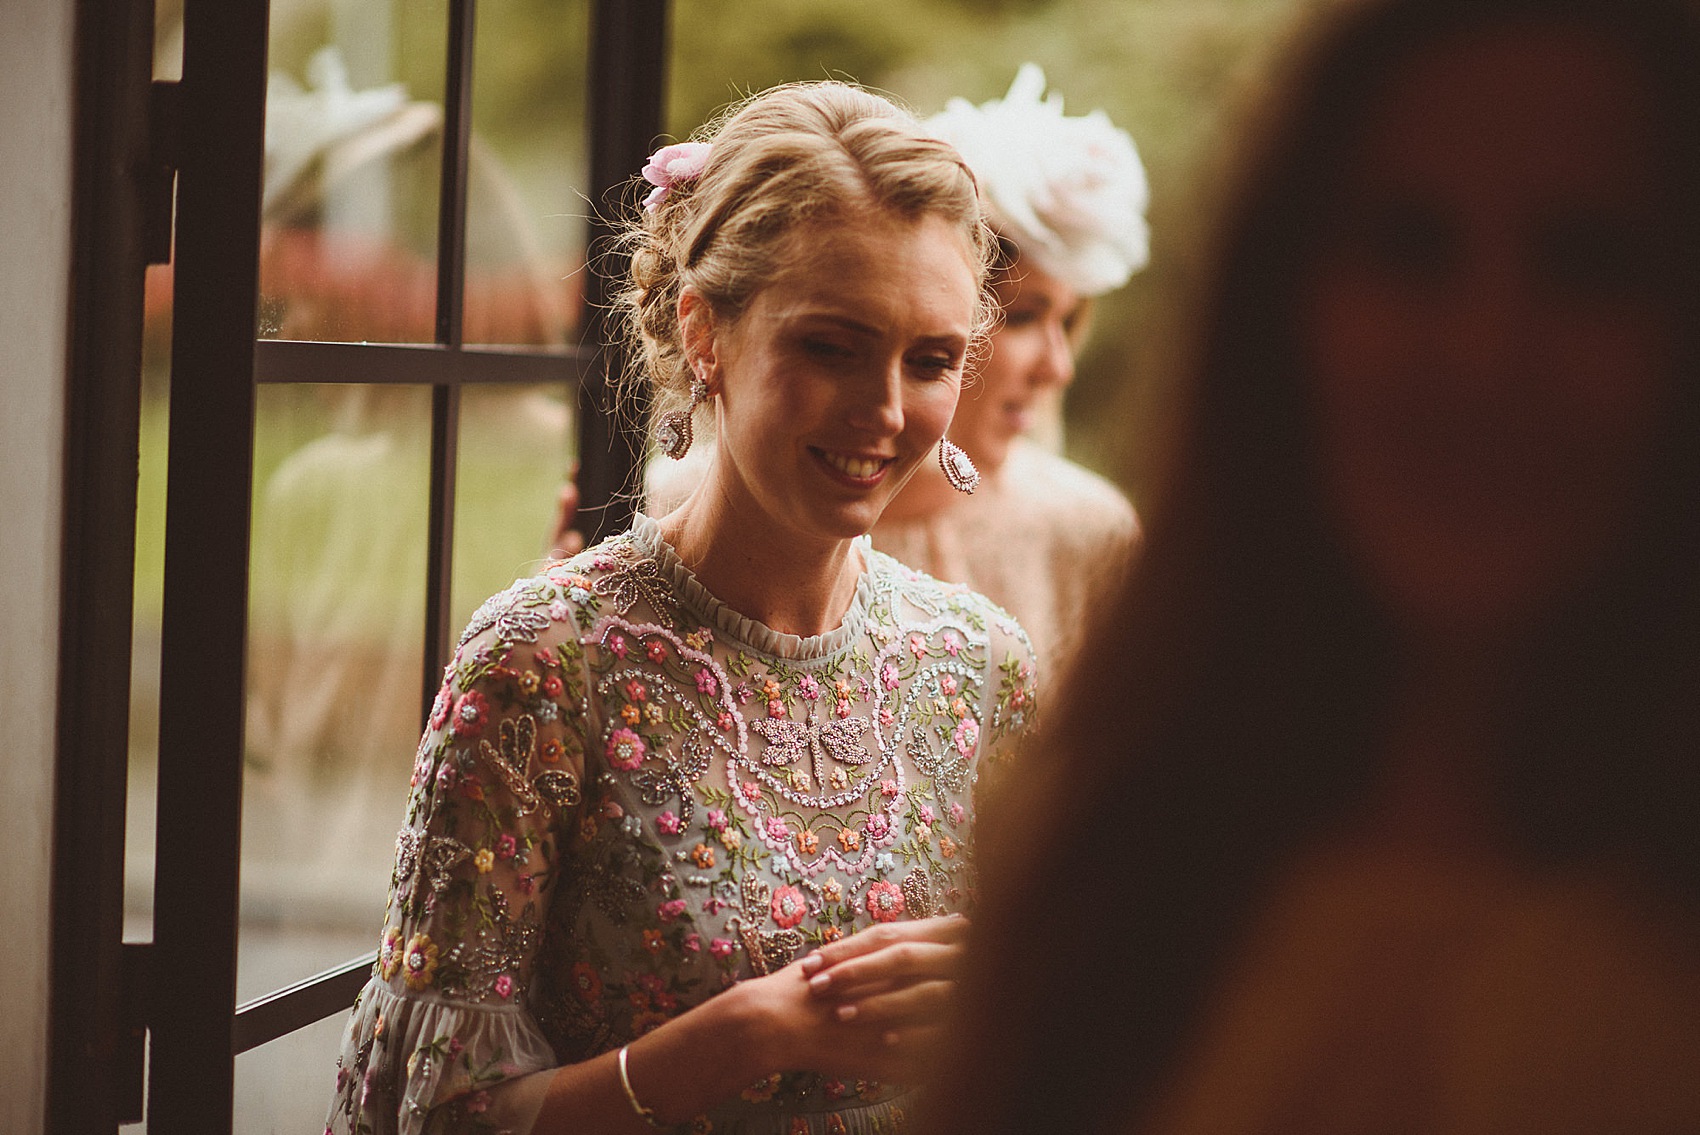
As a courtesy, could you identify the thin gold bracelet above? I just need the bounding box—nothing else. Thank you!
[617,1044,667,1130]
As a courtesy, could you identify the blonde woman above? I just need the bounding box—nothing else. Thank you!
[329,81,1037,1135]
[624,67,1150,676]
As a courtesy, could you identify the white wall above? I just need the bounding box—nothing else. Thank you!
[0,0,73,1129]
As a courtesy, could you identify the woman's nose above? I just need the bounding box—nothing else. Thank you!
[1034,321,1075,388]
[845,361,906,435]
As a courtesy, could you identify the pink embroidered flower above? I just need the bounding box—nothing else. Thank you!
[658,898,688,922]
[657,810,684,836]
[641,141,711,212]
[451,690,489,738]
[865,882,905,922]
[767,700,786,719]
[465,1091,490,1114]
[378,926,404,980]
[435,761,458,792]
[647,639,668,663]
[542,673,564,700]
[624,679,648,703]
[907,633,927,658]
[879,779,900,799]
[865,813,893,841]
[717,711,736,732]
[764,816,791,842]
[917,804,936,826]
[953,718,979,757]
[949,802,966,826]
[694,668,718,696]
[798,673,820,701]
[835,700,852,719]
[735,682,755,704]
[736,780,764,806]
[493,973,513,1000]
[607,633,629,659]
[496,833,517,860]
[942,631,962,656]
[823,1079,848,1101]
[709,937,736,959]
[770,885,807,929]
[707,808,728,832]
[605,727,646,770]
[880,662,900,691]
[879,707,894,728]
[548,599,571,622]
[428,687,452,730]
[535,646,557,667]
[683,932,702,953]
[939,674,959,697]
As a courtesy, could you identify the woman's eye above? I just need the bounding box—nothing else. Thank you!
[911,354,959,378]
[1002,307,1041,329]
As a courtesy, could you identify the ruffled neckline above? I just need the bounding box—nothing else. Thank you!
[627,512,876,662]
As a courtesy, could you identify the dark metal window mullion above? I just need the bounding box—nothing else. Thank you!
[576,0,669,544]
[421,0,477,722]
[146,0,270,1130]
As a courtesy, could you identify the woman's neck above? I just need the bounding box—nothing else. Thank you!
[657,483,864,640]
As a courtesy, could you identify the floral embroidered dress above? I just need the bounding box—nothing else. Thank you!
[327,514,1038,1135]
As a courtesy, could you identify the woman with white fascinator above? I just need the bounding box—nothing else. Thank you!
[876,64,1150,677]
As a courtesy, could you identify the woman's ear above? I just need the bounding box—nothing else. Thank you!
[677,286,719,392]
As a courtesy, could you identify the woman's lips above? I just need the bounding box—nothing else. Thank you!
[812,448,894,485]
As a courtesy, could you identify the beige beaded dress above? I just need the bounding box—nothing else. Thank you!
[326,515,1038,1135]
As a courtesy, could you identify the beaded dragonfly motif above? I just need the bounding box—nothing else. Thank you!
[750,702,876,802]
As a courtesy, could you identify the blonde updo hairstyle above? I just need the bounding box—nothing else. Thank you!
[620,81,996,440]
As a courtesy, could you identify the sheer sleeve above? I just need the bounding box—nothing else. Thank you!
[978,610,1039,789]
[328,580,592,1135]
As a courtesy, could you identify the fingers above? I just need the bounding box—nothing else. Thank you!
[827,979,954,1029]
[800,913,969,976]
[547,479,584,560]
[806,939,961,1002]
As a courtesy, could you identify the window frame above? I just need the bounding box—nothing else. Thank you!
[47,1,666,1130]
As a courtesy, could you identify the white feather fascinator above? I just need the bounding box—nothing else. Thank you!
[926,64,1151,296]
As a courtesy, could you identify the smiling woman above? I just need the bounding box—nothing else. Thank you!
[326,81,1039,1135]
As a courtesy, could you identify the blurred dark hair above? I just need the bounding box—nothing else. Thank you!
[927,1,1700,1133]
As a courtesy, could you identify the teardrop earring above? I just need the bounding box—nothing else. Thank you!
[657,378,710,460]
[938,437,980,494]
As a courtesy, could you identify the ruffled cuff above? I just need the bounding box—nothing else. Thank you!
[329,977,559,1135]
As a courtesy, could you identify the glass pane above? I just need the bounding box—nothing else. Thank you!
[235,1006,360,1133]
[125,266,173,948]
[241,384,432,992]
[450,383,577,630]
[463,0,591,347]
[260,0,449,343]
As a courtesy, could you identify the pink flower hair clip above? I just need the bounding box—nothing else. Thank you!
[641,141,712,213]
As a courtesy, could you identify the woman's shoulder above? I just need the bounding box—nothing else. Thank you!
[444,531,661,683]
[866,548,1036,661]
[1002,441,1137,540]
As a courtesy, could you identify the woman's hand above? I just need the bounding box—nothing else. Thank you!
[723,915,970,1085]
[789,914,971,1074]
